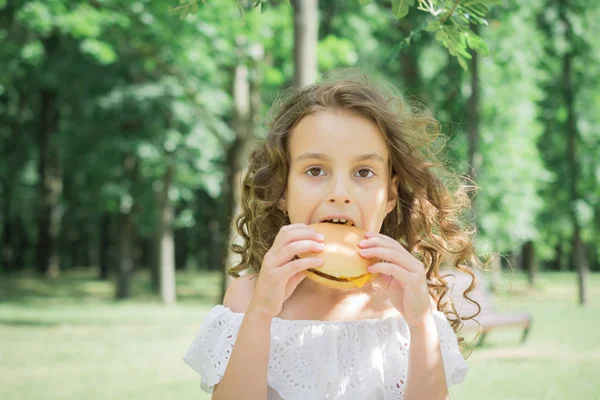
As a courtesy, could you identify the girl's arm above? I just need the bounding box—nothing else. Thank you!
[404,313,450,400]
[212,309,271,400]
[212,276,271,400]
[212,225,324,399]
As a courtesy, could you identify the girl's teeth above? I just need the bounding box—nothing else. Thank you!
[332,219,339,223]
[340,219,347,223]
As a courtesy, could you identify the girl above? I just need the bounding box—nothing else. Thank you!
[183,71,481,400]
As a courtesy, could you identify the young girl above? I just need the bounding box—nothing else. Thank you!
[183,71,481,400]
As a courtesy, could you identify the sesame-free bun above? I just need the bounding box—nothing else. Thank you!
[300,223,379,290]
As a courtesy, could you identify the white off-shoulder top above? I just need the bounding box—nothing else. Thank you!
[183,305,468,400]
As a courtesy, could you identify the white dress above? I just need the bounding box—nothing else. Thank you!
[183,305,468,400]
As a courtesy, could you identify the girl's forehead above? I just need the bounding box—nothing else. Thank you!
[288,110,390,162]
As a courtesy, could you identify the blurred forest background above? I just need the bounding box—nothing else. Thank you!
[1,1,599,398]
[1,0,598,302]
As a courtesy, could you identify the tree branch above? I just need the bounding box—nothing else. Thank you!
[440,0,461,24]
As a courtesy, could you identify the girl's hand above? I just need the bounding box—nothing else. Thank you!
[358,232,432,329]
[248,223,325,319]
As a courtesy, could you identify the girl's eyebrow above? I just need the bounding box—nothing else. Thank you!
[296,152,385,164]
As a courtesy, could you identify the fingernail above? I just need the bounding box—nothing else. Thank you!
[312,258,323,265]
[316,234,325,240]
[316,243,325,250]
[359,240,368,246]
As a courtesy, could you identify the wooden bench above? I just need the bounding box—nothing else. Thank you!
[441,271,532,346]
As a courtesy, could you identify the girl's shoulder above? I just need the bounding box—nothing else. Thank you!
[184,303,469,395]
[222,273,258,313]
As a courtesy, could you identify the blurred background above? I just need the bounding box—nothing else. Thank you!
[0,0,598,399]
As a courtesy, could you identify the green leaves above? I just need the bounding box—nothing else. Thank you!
[318,36,359,71]
[80,39,117,64]
[432,25,489,69]
[253,0,269,13]
[15,2,54,36]
[165,0,496,70]
[168,0,200,20]
[389,0,497,69]
[466,31,489,56]
[392,0,415,19]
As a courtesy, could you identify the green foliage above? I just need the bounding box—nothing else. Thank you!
[392,0,414,19]
[167,0,498,70]
[318,36,358,71]
[535,0,600,264]
[168,0,201,20]
[474,0,548,253]
[80,38,117,64]
[387,0,498,69]
[1,0,598,276]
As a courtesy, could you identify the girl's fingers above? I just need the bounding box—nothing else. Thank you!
[273,240,325,268]
[360,235,405,253]
[359,239,423,273]
[282,257,323,276]
[368,262,414,285]
[272,225,324,254]
[359,246,422,273]
[284,271,308,298]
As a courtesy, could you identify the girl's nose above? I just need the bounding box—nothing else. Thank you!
[328,177,352,204]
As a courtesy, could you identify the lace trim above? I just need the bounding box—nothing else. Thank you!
[183,305,468,399]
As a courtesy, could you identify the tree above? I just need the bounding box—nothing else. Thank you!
[292,0,319,87]
[558,0,589,305]
[536,0,598,302]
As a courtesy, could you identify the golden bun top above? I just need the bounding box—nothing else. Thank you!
[301,222,375,279]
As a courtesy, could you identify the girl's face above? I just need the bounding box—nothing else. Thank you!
[281,110,398,233]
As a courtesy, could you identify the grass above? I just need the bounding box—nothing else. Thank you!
[0,269,598,400]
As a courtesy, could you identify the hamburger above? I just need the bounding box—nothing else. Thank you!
[300,222,379,290]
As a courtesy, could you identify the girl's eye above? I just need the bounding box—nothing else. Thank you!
[305,167,374,178]
[356,168,374,178]
[306,167,324,177]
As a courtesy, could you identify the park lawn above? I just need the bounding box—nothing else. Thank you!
[0,269,598,400]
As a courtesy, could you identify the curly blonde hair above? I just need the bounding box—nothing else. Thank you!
[230,71,483,355]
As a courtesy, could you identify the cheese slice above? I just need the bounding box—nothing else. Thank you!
[351,274,370,288]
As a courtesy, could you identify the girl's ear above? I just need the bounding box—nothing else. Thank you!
[277,195,286,213]
[386,175,399,214]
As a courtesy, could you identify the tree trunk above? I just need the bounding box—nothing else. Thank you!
[398,15,424,102]
[87,219,99,270]
[157,163,176,305]
[115,211,134,299]
[522,240,536,288]
[219,64,250,303]
[139,236,152,271]
[37,89,63,278]
[13,216,28,272]
[559,0,588,306]
[1,180,14,273]
[219,47,264,303]
[115,154,138,299]
[99,213,111,280]
[151,217,160,291]
[208,218,221,271]
[292,0,319,87]
[547,244,563,271]
[175,226,188,270]
[572,226,588,304]
[466,23,481,189]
